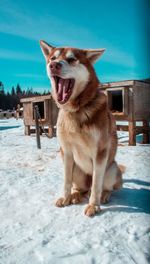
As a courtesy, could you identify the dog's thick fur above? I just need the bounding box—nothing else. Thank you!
[40,40,123,216]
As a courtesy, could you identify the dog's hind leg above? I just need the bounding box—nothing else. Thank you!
[101,161,123,204]
[101,190,112,204]
[72,164,91,204]
[70,191,82,204]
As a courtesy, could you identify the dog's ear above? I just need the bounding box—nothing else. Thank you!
[40,40,54,58]
[85,49,105,63]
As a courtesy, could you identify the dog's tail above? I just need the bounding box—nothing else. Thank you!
[118,164,126,174]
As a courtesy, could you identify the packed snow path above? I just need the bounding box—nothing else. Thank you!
[0,119,150,264]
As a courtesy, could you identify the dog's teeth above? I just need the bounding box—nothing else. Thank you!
[55,77,75,104]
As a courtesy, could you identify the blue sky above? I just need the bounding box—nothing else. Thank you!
[0,0,149,93]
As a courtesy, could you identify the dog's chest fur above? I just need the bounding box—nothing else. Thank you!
[57,109,101,174]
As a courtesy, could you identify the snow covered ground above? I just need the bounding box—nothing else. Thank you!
[0,118,150,264]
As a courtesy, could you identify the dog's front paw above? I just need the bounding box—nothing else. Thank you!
[84,204,101,217]
[55,195,72,207]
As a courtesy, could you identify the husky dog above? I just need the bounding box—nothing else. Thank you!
[40,40,123,216]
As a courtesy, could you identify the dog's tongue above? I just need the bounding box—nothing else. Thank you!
[57,78,70,102]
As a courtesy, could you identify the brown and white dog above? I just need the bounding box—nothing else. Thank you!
[40,40,123,217]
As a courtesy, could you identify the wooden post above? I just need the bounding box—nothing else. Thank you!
[128,86,136,146]
[25,125,30,135]
[48,126,53,138]
[34,106,41,149]
[143,120,149,144]
[129,121,136,146]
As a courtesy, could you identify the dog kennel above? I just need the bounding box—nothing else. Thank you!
[21,94,59,137]
[100,80,150,145]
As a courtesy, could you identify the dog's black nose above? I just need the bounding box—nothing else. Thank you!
[50,61,62,70]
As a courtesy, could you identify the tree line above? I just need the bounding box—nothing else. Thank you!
[0,82,50,110]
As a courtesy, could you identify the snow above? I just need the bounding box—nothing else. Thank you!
[0,118,150,264]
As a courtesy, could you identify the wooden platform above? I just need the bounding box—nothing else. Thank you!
[100,80,150,145]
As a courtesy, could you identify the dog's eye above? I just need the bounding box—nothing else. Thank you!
[51,56,56,61]
[67,57,77,64]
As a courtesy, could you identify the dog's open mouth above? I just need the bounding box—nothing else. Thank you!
[53,76,75,104]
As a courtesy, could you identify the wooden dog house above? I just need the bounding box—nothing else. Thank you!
[21,80,150,145]
[21,94,58,137]
[100,80,150,145]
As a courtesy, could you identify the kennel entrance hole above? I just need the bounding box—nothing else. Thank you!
[33,102,45,120]
[109,90,123,112]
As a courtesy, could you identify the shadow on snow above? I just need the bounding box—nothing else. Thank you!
[105,179,150,214]
[0,125,20,131]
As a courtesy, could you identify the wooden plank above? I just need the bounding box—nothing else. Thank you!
[100,80,150,89]
[107,90,113,110]
[123,87,129,116]
[106,87,125,91]
[117,125,128,131]
[117,124,150,134]
[129,121,136,146]
[51,98,59,126]
[48,126,53,138]
[25,125,30,135]
[45,99,50,122]
[136,126,150,134]
[128,84,135,146]
[100,80,134,89]
[21,94,51,103]
[133,84,150,120]
[134,81,150,88]
[23,103,33,125]
[142,120,150,144]
[49,99,53,126]
[112,113,129,121]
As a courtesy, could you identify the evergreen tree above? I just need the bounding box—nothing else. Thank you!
[0,81,47,110]
[0,82,5,95]
[16,84,22,95]
[11,86,15,95]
